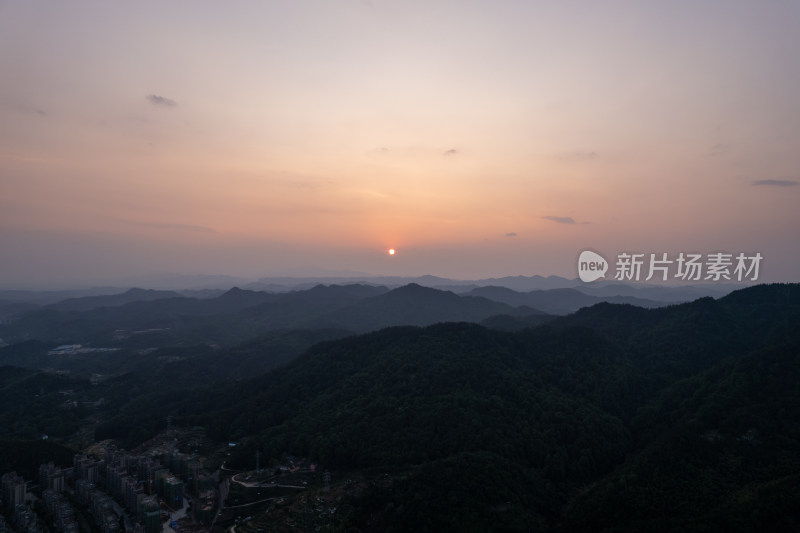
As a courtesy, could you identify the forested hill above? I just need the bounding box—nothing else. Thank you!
[195,283,800,532]
[6,284,797,531]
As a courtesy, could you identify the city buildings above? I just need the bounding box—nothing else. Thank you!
[1,472,26,510]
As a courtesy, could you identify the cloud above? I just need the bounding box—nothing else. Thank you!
[752,179,798,187]
[12,103,47,117]
[367,146,461,157]
[146,94,178,108]
[541,216,575,224]
[505,232,517,237]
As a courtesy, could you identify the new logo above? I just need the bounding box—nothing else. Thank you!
[578,250,608,282]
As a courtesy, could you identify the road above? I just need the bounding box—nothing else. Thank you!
[210,477,230,532]
[162,498,189,533]
[225,497,280,509]
[231,473,305,490]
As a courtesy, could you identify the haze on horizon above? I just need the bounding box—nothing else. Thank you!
[2,1,799,289]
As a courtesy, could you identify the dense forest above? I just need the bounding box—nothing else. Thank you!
[1,283,798,531]
[204,284,800,531]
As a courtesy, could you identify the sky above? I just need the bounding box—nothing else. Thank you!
[1,0,799,288]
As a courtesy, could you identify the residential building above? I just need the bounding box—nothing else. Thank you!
[1,472,26,510]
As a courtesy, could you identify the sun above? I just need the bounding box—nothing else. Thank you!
[388,248,396,255]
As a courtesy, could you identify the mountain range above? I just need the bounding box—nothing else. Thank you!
[0,278,741,348]
[1,281,796,532]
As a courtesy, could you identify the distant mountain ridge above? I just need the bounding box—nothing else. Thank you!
[246,274,738,298]
[466,286,664,314]
[0,283,548,345]
[318,283,544,331]
[47,288,182,312]
[0,273,741,308]
[0,277,754,347]
[244,274,581,292]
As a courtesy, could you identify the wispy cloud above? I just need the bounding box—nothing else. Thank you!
[367,146,461,157]
[505,232,517,237]
[146,94,178,108]
[12,103,47,117]
[541,216,575,224]
[752,179,798,187]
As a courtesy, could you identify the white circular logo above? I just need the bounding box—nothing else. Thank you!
[578,250,608,282]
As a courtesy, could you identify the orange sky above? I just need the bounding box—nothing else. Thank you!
[1,1,799,287]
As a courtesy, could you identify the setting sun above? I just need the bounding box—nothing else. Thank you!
[388,249,396,256]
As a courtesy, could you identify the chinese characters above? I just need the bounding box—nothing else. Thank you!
[613,252,762,282]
